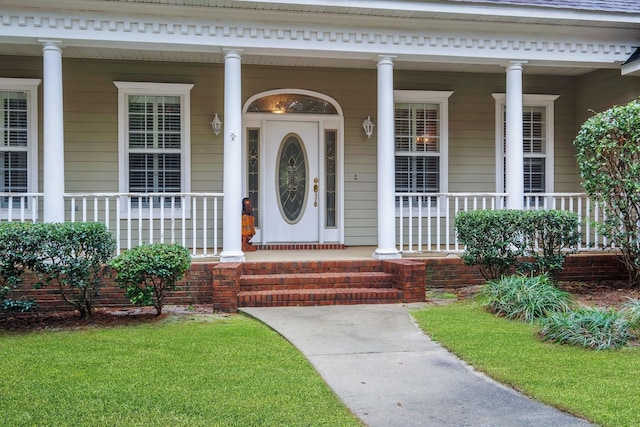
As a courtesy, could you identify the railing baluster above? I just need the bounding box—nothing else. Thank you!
[398,195,404,252]
[181,195,187,248]
[213,196,219,256]
[192,196,197,256]
[417,196,423,252]
[171,196,176,244]
[202,196,208,256]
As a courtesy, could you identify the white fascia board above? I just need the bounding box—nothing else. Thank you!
[236,0,640,26]
[622,60,640,76]
[0,7,634,69]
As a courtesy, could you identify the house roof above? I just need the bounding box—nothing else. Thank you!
[445,0,640,14]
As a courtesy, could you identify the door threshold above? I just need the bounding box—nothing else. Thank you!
[255,243,346,250]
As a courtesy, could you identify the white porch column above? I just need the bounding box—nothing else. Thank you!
[374,56,401,259]
[505,61,525,210]
[41,40,65,222]
[219,50,245,262]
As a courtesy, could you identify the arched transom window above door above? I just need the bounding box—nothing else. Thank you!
[247,93,338,114]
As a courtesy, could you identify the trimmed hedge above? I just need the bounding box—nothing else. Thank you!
[110,243,191,315]
[0,222,116,318]
[456,209,580,280]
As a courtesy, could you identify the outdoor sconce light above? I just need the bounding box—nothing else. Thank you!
[210,113,222,136]
[362,116,375,138]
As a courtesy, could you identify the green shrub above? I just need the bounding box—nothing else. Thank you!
[519,210,580,277]
[2,297,37,313]
[477,274,573,322]
[0,222,39,287]
[456,209,579,280]
[33,222,116,318]
[110,243,191,315]
[573,99,640,286]
[0,222,42,312]
[539,307,633,350]
[455,210,526,280]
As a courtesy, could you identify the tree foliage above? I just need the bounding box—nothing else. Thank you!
[110,243,191,315]
[573,99,640,286]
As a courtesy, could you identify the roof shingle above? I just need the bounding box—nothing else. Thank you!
[444,0,640,14]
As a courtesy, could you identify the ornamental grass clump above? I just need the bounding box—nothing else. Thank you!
[621,298,640,330]
[477,274,572,322]
[110,243,191,315]
[539,307,633,350]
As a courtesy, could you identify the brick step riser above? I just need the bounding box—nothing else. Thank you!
[240,299,403,308]
[241,261,384,276]
[240,281,395,292]
[238,289,403,307]
[240,272,394,290]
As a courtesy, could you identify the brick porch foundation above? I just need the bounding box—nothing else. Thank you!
[4,253,628,314]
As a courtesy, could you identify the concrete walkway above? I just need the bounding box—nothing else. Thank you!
[240,304,593,427]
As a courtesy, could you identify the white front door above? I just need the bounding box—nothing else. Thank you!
[264,120,319,243]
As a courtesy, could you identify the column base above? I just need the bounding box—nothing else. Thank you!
[219,250,246,263]
[372,248,401,260]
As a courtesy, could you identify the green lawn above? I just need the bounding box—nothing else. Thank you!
[411,302,640,427]
[0,315,362,427]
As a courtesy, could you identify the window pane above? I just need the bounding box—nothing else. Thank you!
[524,158,545,193]
[1,94,28,148]
[247,128,260,227]
[395,106,412,151]
[395,103,439,153]
[523,107,545,154]
[1,151,27,192]
[325,130,337,228]
[395,156,439,193]
[247,94,337,114]
[128,95,181,150]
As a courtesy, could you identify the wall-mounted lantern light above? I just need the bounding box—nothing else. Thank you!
[210,113,222,136]
[362,116,375,138]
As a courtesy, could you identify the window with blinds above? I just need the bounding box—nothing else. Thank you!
[127,95,182,208]
[395,103,440,195]
[1,92,28,208]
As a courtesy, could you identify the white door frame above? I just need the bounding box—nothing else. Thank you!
[242,89,344,245]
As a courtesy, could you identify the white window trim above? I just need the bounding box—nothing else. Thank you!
[492,93,559,196]
[394,90,453,216]
[0,78,41,218]
[114,81,193,217]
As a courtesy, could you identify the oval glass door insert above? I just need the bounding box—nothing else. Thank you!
[276,133,308,224]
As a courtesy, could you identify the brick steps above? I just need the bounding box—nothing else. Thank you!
[212,259,425,311]
[237,261,403,308]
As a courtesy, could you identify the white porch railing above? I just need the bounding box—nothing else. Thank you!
[1,191,612,256]
[0,193,42,222]
[0,192,223,258]
[396,192,610,253]
[65,193,224,258]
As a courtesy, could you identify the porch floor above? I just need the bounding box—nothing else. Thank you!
[195,246,457,263]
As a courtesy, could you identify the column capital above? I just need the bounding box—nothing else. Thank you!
[38,39,63,51]
[223,48,243,60]
[505,60,528,71]
[377,55,397,66]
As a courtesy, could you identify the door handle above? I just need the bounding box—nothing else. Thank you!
[313,178,318,207]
